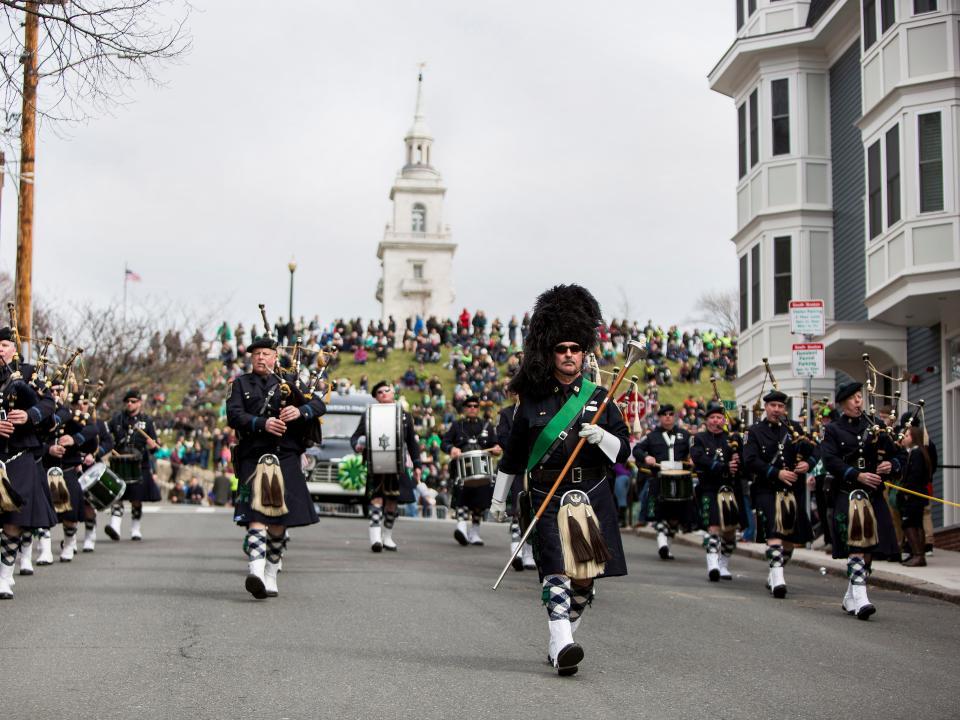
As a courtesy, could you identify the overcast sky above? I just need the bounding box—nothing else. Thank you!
[1,1,737,333]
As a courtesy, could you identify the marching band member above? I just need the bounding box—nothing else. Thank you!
[691,402,746,581]
[0,327,58,599]
[633,404,694,560]
[80,412,114,553]
[106,389,160,542]
[47,391,113,561]
[442,395,498,546]
[491,284,630,677]
[350,380,421,552]
[742,390,815,599]
[819,382,903,619]
[228,333,324,598]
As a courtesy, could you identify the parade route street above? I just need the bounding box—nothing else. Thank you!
[1,510,957,720]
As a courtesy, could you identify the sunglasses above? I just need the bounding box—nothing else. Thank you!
[553,343,583,355]
[125,399,140,404]
[464,403,479,408]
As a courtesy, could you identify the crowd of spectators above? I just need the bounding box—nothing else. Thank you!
[135,310,737,514]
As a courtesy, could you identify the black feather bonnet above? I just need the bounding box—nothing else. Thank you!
[508,284,601,398]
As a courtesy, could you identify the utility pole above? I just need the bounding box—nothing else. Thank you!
[15,2,40,361]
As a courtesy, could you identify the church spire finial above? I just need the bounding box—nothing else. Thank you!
[414,62,426,123]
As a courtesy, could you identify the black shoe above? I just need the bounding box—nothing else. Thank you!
[772,584,787,599]
[658,545,673,560]
[454,529,469,546]
[245,574,267,600]
[511,556,524,572]
[59,557,71,563]
[555,643,584,677]
[856,603,876,620]
[130,536,142,542]
[104,525,119,541]
[371,542,383,553]
[708,569,720,582]
[82,548,94,553]
[383,544,397,552]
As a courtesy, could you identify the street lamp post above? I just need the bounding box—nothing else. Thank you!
[288,258,297,340]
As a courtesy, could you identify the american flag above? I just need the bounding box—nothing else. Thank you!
[125,268,142,282]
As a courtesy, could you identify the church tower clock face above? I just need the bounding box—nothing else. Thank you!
[376,67,457,325]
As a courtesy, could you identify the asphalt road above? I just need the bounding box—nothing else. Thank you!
[1,509,957,720]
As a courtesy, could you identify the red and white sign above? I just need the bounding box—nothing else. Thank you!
[789,300,825,336]
[617,390,646,425]
[792,343,825,378]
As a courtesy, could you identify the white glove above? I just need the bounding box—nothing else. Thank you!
[578,424,604,444]
[490,470,514,522]
[579,423,622,463]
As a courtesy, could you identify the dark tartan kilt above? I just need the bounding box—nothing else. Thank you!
[366,471,415,504]
[233,452,319,528]
[753,482,813,545]
[529,475,626,581]
[646,475,699,530]
[56,466,85,523]
[455,481,493,511]
[0,454,58,529]
[121,464,162,503]
[831,487,898,559]
[698,479,749,530]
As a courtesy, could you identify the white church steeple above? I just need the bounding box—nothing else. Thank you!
[376,67,457,324]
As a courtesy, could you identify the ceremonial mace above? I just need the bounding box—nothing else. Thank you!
[492,339,647,590]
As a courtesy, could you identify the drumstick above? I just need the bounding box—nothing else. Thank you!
[134,425,162,448]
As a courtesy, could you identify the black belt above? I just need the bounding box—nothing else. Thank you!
[530,466,606,485]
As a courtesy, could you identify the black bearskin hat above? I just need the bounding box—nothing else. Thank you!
[508,284,601,398]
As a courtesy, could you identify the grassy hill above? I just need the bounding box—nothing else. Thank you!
[322,348,734,413]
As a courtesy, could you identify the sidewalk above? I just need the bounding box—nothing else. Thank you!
[630,526,960,605]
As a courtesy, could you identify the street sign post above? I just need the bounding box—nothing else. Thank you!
[792,342,825,378]
[789,300,825,336]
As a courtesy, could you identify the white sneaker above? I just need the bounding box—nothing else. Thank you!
[264,561,279,597]
[467,523,484,546]
[60,534,78,562]
[245,558,267,599]
[510,540,523,571]
[521,542,537,570]
[0,562,14,599]
[846,583,876,620]
[657,531,673,560]
[382,526,398,551]
[130,519,142,541]
[769,566,787,598]
[82,527,96,552]
[369,525,383,553]
[454,520,468,546]
[18,540,34,576]
[105,515,122,541]
[36,535,54,565]
[547,618,583,676]
[706,552,720,582]
[718,553,733,580]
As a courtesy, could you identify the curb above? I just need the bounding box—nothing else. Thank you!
[626,526,960,607]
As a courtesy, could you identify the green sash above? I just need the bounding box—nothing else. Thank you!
[526,379,598,473]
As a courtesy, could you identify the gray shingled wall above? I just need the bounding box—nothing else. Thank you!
[830,42,868,323]
[908,324,944,526]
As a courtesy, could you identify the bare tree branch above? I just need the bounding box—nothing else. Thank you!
[686,288,739,336]
[0,0,191,162]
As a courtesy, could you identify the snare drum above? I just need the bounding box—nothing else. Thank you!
[78,463,126,511]
[453,449,493,488]
[659,470,693,502]
[110,453,143,485]
[366,403,404,474]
